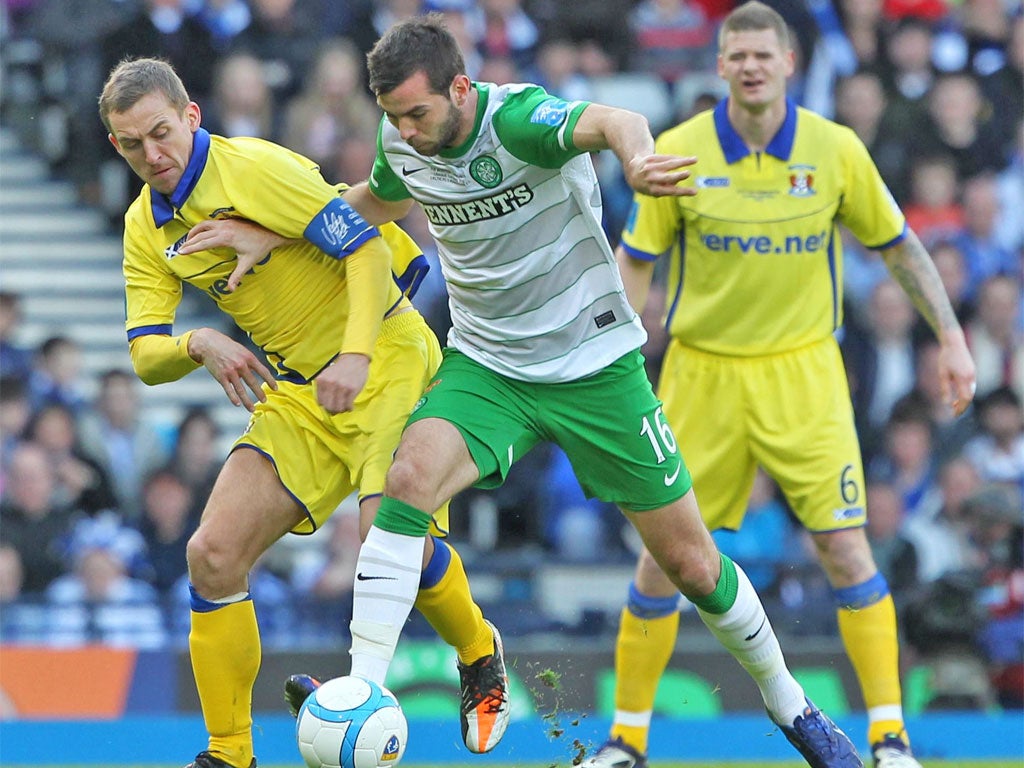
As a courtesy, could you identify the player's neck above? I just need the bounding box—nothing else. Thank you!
[728,99,787,154]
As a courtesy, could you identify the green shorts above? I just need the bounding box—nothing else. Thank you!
[407,348,693,511]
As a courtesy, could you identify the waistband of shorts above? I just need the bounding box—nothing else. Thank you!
[671,334,836,362]
[377,308,427,343]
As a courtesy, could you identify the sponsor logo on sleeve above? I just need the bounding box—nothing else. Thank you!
[530,98,570,126]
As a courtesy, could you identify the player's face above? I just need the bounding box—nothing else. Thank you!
[717,28,794,111]
[107,91,200,195]
[378,70,468,156]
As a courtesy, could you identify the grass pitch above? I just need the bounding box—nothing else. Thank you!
[10,763,1023,768]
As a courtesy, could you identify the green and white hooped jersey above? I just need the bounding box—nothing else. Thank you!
[369,82,646,383]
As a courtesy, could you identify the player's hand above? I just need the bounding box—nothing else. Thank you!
[180,219,288,292]
[939,329,977,417]
[625,154,698,197]
[187,327,278,411]
[316,353,370,414]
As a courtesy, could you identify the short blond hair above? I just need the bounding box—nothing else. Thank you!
[718,1,791,50]
[98,58,189,132]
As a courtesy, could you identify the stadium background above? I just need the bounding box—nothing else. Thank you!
[0,0,1021,764]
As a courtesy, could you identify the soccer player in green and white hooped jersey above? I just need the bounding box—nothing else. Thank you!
[223,13,861,766]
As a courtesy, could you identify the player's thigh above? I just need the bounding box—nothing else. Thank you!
[236,381,358,534]
[749,339,867,532]
[405,348,542,489]
[199,446,307,567]
[543,350,691,511]
[659,341,759,530]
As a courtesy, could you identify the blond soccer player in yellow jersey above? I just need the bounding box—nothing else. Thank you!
[99,57,508,768]
[584,4,978,768]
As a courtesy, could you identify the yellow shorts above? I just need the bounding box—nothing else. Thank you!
[233,310,448,535]
[658,336,866,533]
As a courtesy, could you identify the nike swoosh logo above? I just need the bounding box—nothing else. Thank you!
[402,165,425,176]
[663,462,681,486]
[356,573,397,581]
[745,616,767,641]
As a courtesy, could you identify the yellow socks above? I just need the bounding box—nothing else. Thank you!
[609,586,680,754]
[835,575,906,746]
[414,537,493,664]
[189,587,261,768]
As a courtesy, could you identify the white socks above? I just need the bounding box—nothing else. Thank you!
[696,562,807,725]
[348,526,426,684]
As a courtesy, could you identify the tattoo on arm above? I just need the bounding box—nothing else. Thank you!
[880,230,960,338]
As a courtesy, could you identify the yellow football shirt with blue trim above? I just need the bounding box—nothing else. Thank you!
[621,99,907,357]
[123,129,429,383]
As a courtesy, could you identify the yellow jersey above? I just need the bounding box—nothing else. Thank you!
[621,99,906,356]
[123,129,428,383]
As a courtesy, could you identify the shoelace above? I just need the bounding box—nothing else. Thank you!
[459,657,507,714]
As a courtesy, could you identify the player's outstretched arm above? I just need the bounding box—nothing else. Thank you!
[342,182,415,225]
[186,327,278,411]
[572,103,697,198]
[179,219,295,292]
[880,229,977,416]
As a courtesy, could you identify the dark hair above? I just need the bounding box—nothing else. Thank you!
[98,57,189,132]
[367,13,466,96]
[976,386,1022,415]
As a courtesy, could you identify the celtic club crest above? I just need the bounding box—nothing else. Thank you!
[469,155,503,188]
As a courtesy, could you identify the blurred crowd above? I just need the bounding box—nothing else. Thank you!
[0,0,1021,711]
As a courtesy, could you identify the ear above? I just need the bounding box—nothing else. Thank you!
[450,74,472,106]
[185,101,202,131]
[716,53,725,78]
[107,133,123,155]
[784,49,796,78]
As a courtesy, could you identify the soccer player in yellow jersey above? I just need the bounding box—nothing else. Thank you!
[99,58,506,768]
[586,4,978,768]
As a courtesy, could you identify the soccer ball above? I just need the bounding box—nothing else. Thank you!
[295,676,408,768]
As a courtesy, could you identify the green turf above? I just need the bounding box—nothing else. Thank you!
[8,763,1022,768]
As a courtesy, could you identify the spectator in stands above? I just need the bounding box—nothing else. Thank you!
[963,386,1024,492]
[0,377,31,483]
[100,0,218,104]
[965,275,1024,399]
[26,403,119,516]
[476,0,540,72]
[203,53,277,140]
[542,0,636,71]
[833,69,913,202]
[843,279,919,458]
[281,38,380,174]
[869,393,942,519]
[0,543,25,604]
[978,13,1022,150]
[534,38,592,103]
[919,71,1008,179]
[136,468,198,593]
[229,0,327,107]
[195,0,253,51]
[994,121,1024,257]
[290,499,362,600]
[881,16,936,120]
[0,441,75,594]
[45,531,166,649]
[78,369,170,519]
[834,0,890,72]
[0,292,32,380]
[952,174,1019,299]
[541,445,620,563]
[629,0,716,83]
[904,457,984,583]
[864,480,920,606]
[902,155,964,245]
[27,335,88,415]
[169,407,222,503]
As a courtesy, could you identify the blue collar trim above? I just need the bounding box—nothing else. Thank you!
[714,98,798,164]
[150,128,211,227]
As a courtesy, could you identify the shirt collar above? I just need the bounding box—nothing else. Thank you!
[713,97,798,164]
[150,128,211,227]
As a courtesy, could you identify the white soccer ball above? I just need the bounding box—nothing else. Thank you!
[295,676,408,768]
